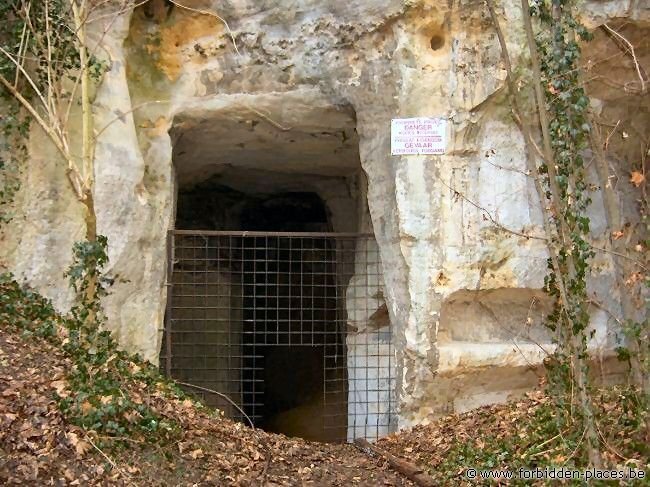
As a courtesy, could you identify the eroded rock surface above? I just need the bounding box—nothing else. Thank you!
[1,0,647,429]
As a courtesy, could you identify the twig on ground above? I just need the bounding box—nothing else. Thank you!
[596,425,631,463]
[175,381,253,429]
[530,430,567,452]
[84,432,135,485]
[483,156,531,177]
[586,298,624,327]
[354,438,437,487]
[563,426,588,466]
[87,0,151,24]
[174,381,272,482]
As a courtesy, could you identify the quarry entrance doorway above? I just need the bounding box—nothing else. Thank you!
[161,229,396,443]
[164,97,396,442]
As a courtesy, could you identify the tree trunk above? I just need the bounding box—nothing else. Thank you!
[83,189,98,327]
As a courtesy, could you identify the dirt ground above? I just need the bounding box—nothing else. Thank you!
[3,322,645,486]
[0,326,415,486]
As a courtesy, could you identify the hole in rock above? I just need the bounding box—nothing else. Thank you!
[430,34,445,51]
[162,105,396,443]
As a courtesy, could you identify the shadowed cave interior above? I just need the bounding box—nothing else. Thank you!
[174,178,347,442]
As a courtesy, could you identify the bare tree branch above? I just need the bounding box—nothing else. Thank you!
[167,0,241,58]
[440,178,547,241]
[601,23,647,94]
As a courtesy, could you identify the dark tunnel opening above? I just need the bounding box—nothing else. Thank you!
[173,180,347,442]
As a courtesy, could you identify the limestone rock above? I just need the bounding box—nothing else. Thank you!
[1,0,645,432]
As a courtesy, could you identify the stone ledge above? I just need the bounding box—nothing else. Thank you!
[437,341,554,373]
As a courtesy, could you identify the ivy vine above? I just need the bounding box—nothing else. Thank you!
[531,0,595,386]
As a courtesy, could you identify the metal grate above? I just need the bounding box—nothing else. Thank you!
[161,230,396,442]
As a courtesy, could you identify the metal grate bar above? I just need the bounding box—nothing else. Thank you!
[161,231,396,442]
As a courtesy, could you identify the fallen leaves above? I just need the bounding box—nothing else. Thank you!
[377,386,647,485]
[0,330,104,485]
[80,401,94,415]
[50,379,69,398]
[630,170,645,187]
[625,272,644,286]
[67,432,92,457]
[0,323,411,486]
[189,448,204,459]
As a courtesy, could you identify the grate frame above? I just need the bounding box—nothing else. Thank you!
[161,230,396,442]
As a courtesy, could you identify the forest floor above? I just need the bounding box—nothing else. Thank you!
[2,321,648,486]
[0,325,412,486]
[0,274,647,486]
[378,387,648,485]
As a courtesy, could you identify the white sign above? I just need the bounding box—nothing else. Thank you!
[391,117,447,155]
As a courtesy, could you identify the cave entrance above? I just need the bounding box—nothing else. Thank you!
[236,193,341,442]
[162,102,396,442]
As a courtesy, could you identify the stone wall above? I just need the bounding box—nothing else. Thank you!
[0,0,647,431]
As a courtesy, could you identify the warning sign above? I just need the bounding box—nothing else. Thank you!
[391,117,447,155]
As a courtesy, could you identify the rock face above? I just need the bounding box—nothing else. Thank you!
[1,0,647,430]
